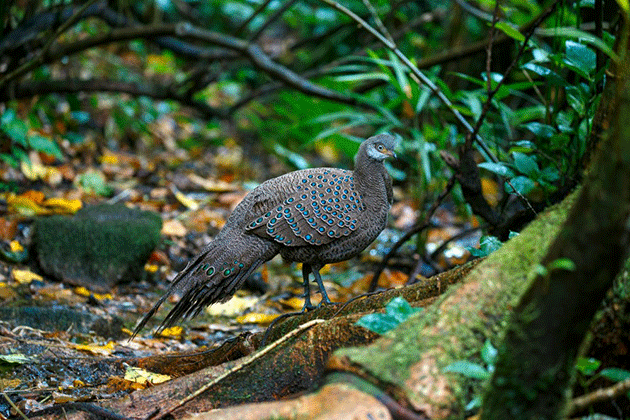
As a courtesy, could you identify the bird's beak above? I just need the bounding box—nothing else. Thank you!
[385,149,397,159]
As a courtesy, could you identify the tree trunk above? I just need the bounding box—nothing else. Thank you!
[481,22,630,419]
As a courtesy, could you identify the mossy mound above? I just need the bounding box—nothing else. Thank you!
[33,204,162,292]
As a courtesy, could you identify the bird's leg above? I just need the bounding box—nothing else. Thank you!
[301,263,316,311]
[311,264,332,307]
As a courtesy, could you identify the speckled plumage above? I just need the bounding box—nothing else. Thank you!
[133,134,398,335]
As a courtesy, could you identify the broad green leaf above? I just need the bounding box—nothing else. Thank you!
[355,313,400,334]
[495,21,525,42]
[523,122,556,138]
[468,235,503,257]
[522,62,565,85]
[356,297,420,334]
[478,162,515,178]
[2,118,28,146]
[548,258,576,272]
[29,136,64,159]
[575,357,601,376]
[481,340,498,366]
[512,152,539,177]
[385,296,421,323]
[564,40,596,77]
[600,367,630,382]
[506,176,537,195]
[444,361,490,380]
[536,27,617,61]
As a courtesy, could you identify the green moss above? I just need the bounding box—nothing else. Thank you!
[33,203,162,292]
[335,189,579,410]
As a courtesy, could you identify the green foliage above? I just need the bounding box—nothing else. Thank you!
[575,356,630,401]
[468,233,519,257]
[444,339,498,410]
[0,108,63,166]
[356,297,421,334]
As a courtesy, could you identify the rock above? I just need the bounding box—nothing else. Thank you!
[33,203,162,292]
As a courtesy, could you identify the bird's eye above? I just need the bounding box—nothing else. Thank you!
[376,144,384,151]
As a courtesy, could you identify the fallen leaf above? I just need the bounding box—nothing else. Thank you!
[43,197,82,213]
[172,187,199,210]
[52,392,76,404]
[73,286,112,300]
[124,366,171,385]
[22,190,45,204]
[72,342,115,356]
[7,193,49,216]
[0,353,34,364]
[144,263,159,273]
[12,269,43,284]
[161,219,187,236]
[9,240,23,252]
[205,295,258,317]
[159,326,183,339]
[188,173,239,192]
[236,312,279,325]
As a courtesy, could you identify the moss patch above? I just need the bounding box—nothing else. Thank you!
[33,203,162,292]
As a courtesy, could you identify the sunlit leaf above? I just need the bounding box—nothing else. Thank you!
[478,162,515,178]
[72,342,115,356]
[0,353,34,364]
[29,135,64,159]
[444,360,490,380]
[495,22,525,42]
[506,176,537,195]
[124,366,171,385]
[512,152,539,177]
[236,312,279,324]
[575,357,601,376]
[600,367,630,382]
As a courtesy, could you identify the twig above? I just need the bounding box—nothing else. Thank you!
[149,319,325,420]
[568,378,630,415]
[249,0,299,41]
[2,393,28,420]
[235,0,274,35]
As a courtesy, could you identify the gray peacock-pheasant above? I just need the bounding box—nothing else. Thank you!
[133,133,399,336]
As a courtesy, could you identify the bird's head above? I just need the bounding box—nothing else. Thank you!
[363,133,399,161]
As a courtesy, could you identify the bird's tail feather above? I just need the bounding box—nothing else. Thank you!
[132,235,276,337]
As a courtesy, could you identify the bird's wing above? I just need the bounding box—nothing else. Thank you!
[245,168,364,246]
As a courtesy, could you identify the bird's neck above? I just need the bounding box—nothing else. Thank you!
[354,155,390,202]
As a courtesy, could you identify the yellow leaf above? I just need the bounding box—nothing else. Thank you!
[52,392,76,404]
[73,286,112,300]
[144,263,159,273]
[235,312,279,325]
[43,197,82,213]
[124,366,171,385]
[100,154,119,165]
[20,160,47,181]
[616,0,629,12]
[282,296,308,311]
[9,240,23,252]
[173,188,199,210]
[72,342,115,356]
[159,326,183,339]
[205,295,258,317]
[12,269,43,284]
[7,194,49,216]
[161,219,187,236]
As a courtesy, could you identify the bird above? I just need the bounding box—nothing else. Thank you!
[133,133,398,336]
